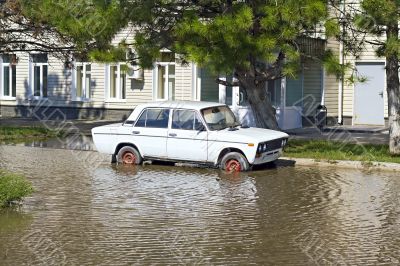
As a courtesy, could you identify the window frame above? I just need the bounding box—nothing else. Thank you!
[72,62,92,102]
[0,54,17,100]
[106,63,127,102]
[29,53,48,99]
[153,52,176,101]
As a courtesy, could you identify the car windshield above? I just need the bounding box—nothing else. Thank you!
[201,106,238,131]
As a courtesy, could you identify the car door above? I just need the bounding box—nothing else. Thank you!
[167,109,208,162]
[130,108,170,158]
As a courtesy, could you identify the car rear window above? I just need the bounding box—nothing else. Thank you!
[135,108,170,128]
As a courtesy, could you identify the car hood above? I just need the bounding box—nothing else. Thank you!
[209,127,289,143]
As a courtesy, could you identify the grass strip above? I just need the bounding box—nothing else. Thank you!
[0,126,60,143]
[284,139,400,164]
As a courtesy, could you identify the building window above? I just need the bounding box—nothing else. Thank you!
[107,63,126,100]
[286,76,304,107]
[197,67,219,102]
[267,79,282,107]
[73,62,91,100]
[30,54,48,98]
[223,75,234,106]
[1,54,16,98]
[154,52,175,100]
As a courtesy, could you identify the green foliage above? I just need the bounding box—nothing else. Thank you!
[0,170,34,208]
[382,37,400,57]
[322,50,348,79]
[174,4,255,73]
[360,0,398,26]
[344,0,400,59]
[89,47,127,63]
[20,0,128,51]
[171,0,329,74]
[20,0,332,78]
[324,20,341,37]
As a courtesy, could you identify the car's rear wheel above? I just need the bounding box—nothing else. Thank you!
[117,146,142,165]
[220,152,250,172]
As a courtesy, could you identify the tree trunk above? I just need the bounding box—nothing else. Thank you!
[386,25,400,155]
[387,56,400,155]
[238,75,279,130]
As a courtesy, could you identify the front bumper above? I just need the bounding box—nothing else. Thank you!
[253,149,282,165]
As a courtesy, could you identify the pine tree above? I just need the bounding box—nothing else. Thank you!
[329,0,400,155]
[0,1,72,53]
[20,0,335,130]
[16,0,127,55]
[125,0,330,129]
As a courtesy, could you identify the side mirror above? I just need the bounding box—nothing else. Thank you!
[123,120,135,127]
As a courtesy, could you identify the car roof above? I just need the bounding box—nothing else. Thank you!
[126,101,227,121]
[136,101,226,111]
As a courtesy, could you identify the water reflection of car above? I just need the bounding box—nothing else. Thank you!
[92,101,289,172]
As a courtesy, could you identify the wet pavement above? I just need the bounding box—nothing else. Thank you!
[1,144,400,265]
[1,135,96,151]
[0,117,117,136]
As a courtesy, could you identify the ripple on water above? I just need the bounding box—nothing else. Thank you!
[0,145,400,265]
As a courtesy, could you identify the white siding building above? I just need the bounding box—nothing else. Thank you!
[0,29,335,130]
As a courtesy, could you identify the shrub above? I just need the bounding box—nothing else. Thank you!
[0,170,34,208]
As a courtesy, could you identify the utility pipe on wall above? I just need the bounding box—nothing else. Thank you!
[338,0,345,125]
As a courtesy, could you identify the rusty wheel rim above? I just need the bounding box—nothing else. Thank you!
[225,159,241,172]
[122,151,136,165]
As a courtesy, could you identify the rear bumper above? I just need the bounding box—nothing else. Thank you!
[253,149,282,165]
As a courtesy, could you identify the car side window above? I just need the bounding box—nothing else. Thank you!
[135,109,147,127]
[172,109,204,131]
[135,108,170,128]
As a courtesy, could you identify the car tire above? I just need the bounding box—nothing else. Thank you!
[220,152,250,172]
[266,160,277,166]
[117,146,143,165]
[111,154,117,163]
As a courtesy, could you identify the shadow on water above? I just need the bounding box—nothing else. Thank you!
[0,208,33,233]
[2,135,96,151]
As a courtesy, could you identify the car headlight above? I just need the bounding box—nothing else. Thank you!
[282,139,288,147]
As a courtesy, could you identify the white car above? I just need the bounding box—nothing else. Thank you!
[92,101,289,172]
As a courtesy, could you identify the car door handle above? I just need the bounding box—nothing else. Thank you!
[132,131,140,135]
[169,133,177,137]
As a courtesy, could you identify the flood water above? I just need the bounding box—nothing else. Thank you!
[1,144,400,265]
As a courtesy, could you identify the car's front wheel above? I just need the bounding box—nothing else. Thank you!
[220,152,250,172]
[117,146,143,165]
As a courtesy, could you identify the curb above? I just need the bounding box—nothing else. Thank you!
[280,157,400,172]
[323,128,388,134]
